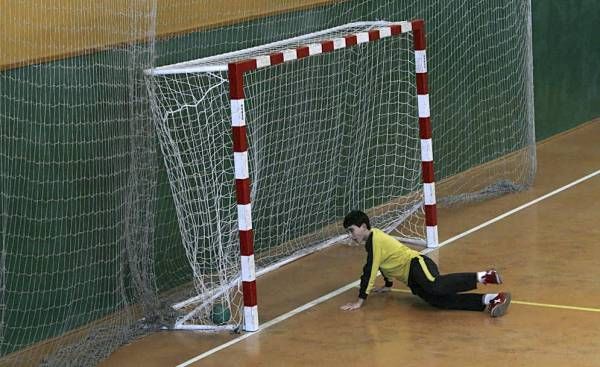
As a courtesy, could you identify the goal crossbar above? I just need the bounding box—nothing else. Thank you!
[145,21,416,75]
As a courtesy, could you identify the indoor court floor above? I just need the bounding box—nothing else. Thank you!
[102,119,600,367]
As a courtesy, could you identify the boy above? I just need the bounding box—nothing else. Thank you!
[340,210,511,317]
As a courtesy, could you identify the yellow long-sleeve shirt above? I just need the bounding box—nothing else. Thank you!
[358,228,421,299]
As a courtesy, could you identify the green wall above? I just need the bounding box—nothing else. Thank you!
[532,0,600,140]
[0,53,188,357]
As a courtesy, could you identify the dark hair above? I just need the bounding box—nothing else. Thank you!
[343,210,371,230]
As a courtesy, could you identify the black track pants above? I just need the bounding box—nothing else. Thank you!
[407,256,486,311]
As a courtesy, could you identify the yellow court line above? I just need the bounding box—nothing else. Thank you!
[384,288,600,313]
[510,300,600,313]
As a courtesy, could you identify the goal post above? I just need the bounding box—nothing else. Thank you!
[145,20,437,332]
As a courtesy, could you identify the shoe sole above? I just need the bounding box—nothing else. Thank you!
[490,292,511,317]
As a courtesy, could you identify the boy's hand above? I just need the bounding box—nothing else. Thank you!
[373,286,391,293]
[340,299,364,311]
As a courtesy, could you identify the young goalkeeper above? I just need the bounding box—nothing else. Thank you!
[340,210,511,317]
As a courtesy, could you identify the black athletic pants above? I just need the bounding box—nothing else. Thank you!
[407,255,486,311]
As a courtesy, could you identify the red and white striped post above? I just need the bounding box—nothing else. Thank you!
[412,19,439,248]
[229,61,259,332]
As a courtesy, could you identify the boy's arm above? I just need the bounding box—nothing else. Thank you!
[341,239,381,310]
[363,240,382,297]
[357,251,375,299]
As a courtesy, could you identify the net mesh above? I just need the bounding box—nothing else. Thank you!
[0,0,534,365]
[0,1,162,366]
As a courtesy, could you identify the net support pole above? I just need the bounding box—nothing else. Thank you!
[412,19,439,248]
[229,61,259,331]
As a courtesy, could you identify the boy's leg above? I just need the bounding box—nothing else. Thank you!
[415,291,486,311]
[408,256,478,295]
[407,256,509,314]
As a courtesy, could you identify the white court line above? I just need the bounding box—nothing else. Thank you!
[177,281,360,367]
[177,168,600,367]
[422,168,600,255]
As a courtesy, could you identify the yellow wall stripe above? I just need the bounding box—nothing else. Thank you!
[1,0,342,70]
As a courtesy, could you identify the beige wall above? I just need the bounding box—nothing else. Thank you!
[0,0,340,70]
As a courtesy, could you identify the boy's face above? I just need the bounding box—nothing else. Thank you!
[346,224,370,244]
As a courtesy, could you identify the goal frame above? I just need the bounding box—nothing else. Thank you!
[228,19,437,332]
[146,19,438,332]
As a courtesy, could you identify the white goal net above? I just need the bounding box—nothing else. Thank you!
[146,21,427,330]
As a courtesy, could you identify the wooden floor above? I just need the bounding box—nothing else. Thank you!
[101,119,600,367]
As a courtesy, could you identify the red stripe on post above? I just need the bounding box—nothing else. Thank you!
[235,178,251,204]
[416,73,428,94]
[238,59,257,73]
[422,161,435,183]
[270,52,284,66]
[390,25,402,36]
[228,60,256,98]
[321,40,334,53]
[413,33,426,51]
[419,118,432,139]
[424,205,437,226]
[228,65,244,99]
[345,35,357,47]
[239,230,254,256]
[412,21,426,51]
[242,281,258,306]
[368,30,380,42]
[296,46,310,59]
[232,126,248,152]
[411,19,425,31]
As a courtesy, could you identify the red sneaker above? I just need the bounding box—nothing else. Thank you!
[488,292,511,317]
[482,269,502,285]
